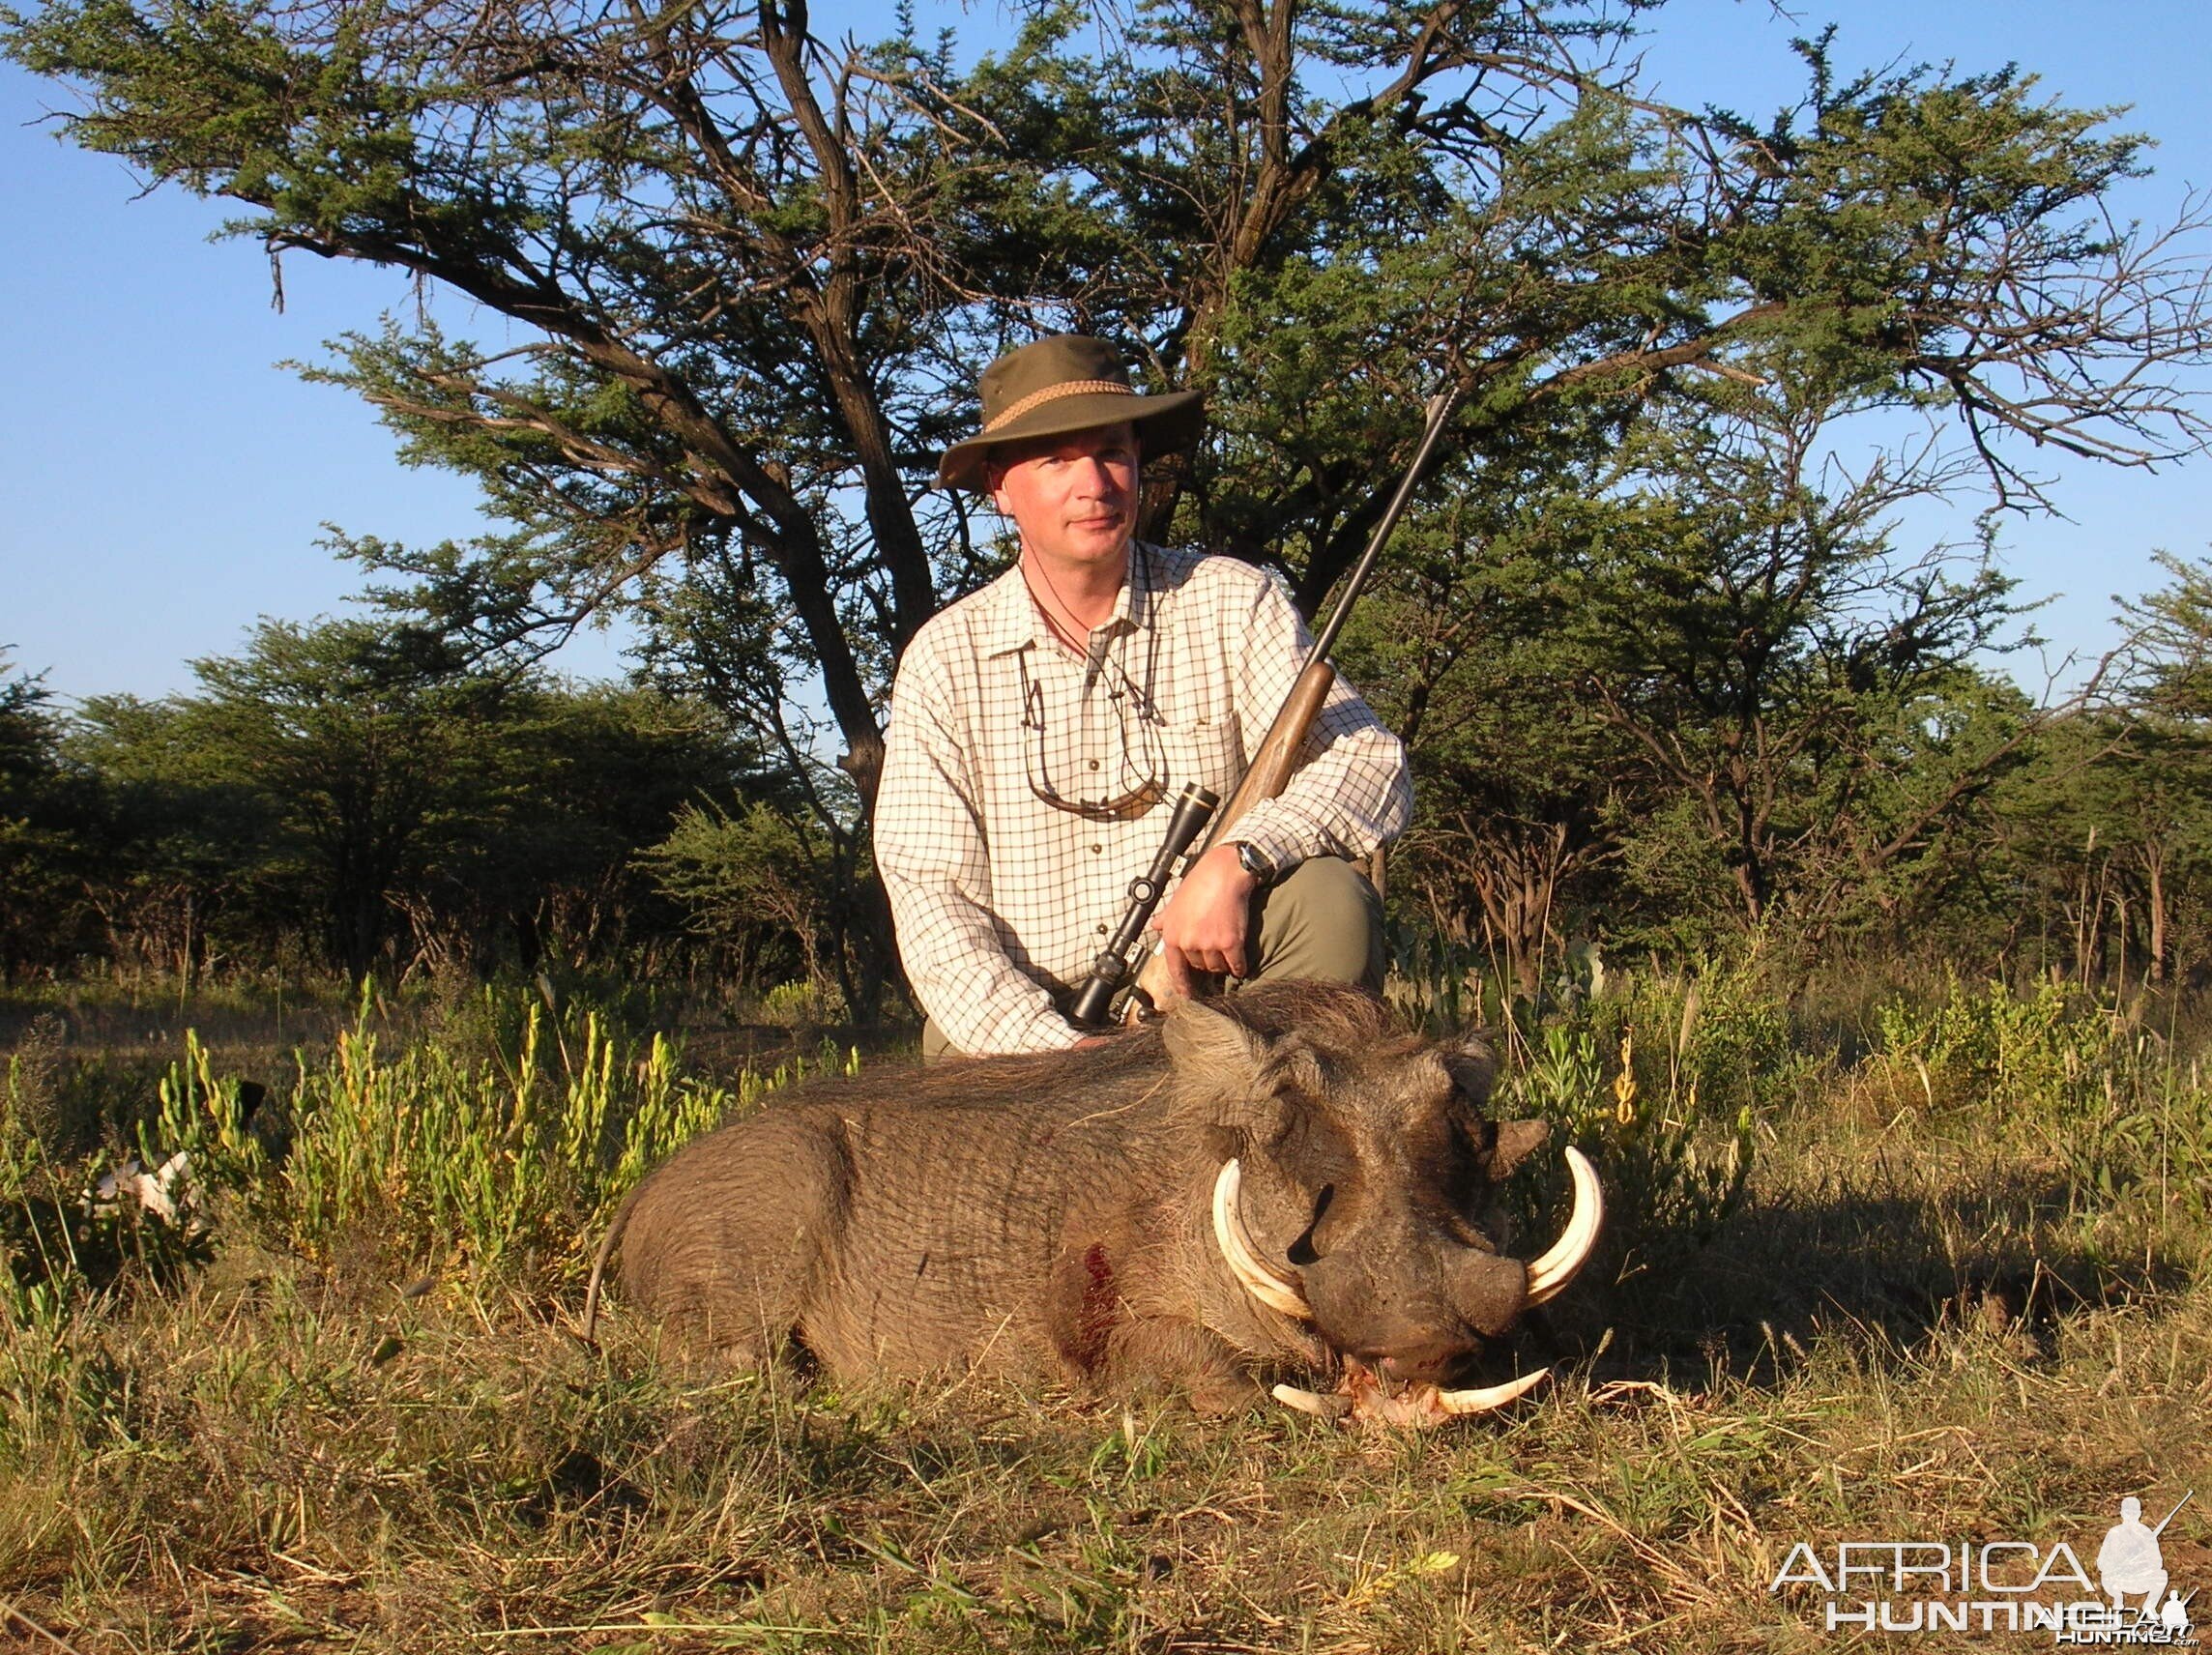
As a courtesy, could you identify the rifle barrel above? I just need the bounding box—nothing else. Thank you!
[2151,1491,2194,1536]
[1305,383,1464,666]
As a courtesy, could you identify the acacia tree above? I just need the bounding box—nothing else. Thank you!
[170,621,514,981]
[65,693,276,983]
[69,643,787,984]
[1342,494,1641,996]
[10,0,2205,823]
[1559,398,2053,950]
[0,653,92,980]
[2069,550,2212,984]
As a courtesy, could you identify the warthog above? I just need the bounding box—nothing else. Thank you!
[585,981,1600,1424]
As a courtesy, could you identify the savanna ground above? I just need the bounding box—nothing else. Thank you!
[1,960,2206,1652]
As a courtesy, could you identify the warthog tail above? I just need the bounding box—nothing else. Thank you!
[580,1181,649,1347]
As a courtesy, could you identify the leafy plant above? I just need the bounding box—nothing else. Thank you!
[1493,965,1768,1262]
[1876,976,2120,1118]
[264,997,849,1276]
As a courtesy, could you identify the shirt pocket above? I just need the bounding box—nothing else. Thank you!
[1159,714,1245,798]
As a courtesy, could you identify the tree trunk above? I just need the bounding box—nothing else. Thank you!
[2142,840,2168,985]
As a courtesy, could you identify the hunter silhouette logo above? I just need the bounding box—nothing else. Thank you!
[1769,1490,2197,1641]
[2100,1497,2190,1617]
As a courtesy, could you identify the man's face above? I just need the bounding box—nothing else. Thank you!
[988,421,1139,577]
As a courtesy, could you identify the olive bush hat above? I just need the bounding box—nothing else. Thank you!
[936,334,1206,491]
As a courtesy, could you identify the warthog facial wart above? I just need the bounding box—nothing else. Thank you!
[585,981,1602,1426]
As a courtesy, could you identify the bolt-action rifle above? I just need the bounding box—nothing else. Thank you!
[1067,378,1467,1029]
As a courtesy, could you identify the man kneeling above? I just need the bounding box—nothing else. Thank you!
[875,334,1412,1057]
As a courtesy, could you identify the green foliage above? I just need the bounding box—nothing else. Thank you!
[641,800,846,996]
[2126,549,2212,722]
[755,979,850,1031]
[1876,976,2118,1117]
[1870,974,2212,1222]
[1562,408,2031,945]
[0,1031,203,1303]
[0,997,866,1337]
[230,996,852,1276]
[0,653,101,981]
[39,624,793,990]
[0,1043,131,1451]
[145,1032,270,1198]
[1501,986,1761,1261]
[1388,938,1768,1256]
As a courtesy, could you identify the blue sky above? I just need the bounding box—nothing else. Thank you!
[3,0,2207,706]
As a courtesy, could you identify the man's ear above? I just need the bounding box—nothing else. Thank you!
[1163,997,1272,1089]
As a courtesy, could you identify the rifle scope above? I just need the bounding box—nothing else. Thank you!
[1067,782,1219,1030]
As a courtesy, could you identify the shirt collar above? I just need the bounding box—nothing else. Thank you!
[977,542,1156,658]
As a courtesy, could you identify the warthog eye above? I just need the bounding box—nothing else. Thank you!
[1287,1182,1334,1265]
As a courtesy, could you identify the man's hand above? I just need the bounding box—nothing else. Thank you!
[1150,842,1261,999]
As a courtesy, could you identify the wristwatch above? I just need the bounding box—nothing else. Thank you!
[1233,840,1275,885]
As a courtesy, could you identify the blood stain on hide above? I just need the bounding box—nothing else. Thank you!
[1070,1241,1118,1375]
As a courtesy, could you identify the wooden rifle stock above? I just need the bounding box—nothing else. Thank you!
[1206,660,1339,838]
[1122,660,1335,1011]
[1124,380,1466,1016]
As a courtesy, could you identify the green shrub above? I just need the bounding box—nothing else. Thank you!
[758,977,848,1030]
[54,990,857,1286]
[1876,976,2119,1118]
[1873,977,2212,1222]
[1380,937,1773,1254]
[0,1049,128,1456]
[265,1002,850,1275]
[1501,1017,1755,1259]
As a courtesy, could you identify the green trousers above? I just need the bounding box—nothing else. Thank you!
[919,855,1385,1060]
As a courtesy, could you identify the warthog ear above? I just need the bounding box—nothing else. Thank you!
[1442,1033,1497,1105]
[1163,996,1272,1087]
[1487,1118,1551,1179]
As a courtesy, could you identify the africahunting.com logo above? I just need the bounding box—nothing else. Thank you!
[1771,1493,2197,1642]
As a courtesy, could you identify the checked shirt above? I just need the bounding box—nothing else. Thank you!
[874,541,1412,1056]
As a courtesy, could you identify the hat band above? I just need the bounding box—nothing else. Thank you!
[982,379,1134,434]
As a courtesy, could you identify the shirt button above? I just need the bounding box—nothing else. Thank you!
[1096,924,1108,935]
[1090,843,1101,854]
[1088,758,1100,769]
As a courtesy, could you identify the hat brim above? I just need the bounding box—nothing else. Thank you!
[936,388,1206,492]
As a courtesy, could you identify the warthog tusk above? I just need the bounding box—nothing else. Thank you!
[1525,1147,1602,1306]
[1271,1382,1352,1421]
[1211,1159,1312,1321]
[1436,1365,1552,1414]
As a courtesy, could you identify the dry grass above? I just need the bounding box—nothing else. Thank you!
[1,975,2205,1652]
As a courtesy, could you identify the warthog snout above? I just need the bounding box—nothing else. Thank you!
[1210,1057,1596,1390]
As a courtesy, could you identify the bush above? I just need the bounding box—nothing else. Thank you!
[262,1001,852,1276]
[1875,976,2120,1118]
[7,988,859,1302]
[1872,976,2212,1220]
[1502,1016,1755,1260]
[757,976,848,1030]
